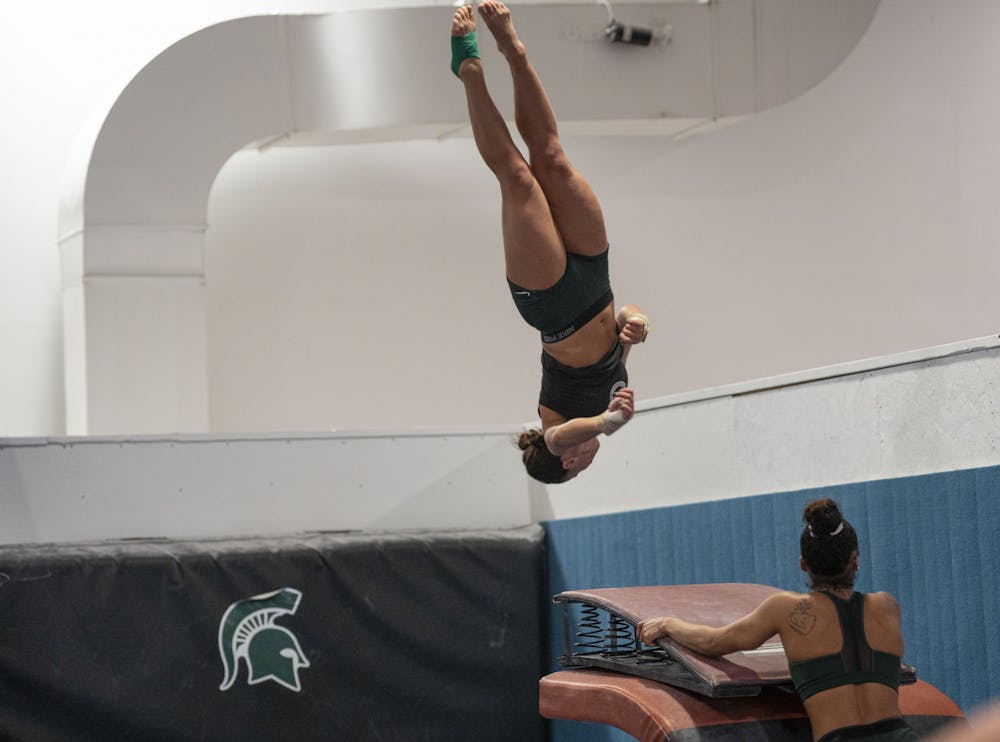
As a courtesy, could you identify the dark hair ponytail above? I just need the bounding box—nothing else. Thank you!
[800,498,859,587]
[517,429,567,484]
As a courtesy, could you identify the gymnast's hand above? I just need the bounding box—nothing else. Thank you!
[616,305,649,346]
[596,388,634,435]
[637,616,674,645]
[619,316,648,345]
[610,387,634,419]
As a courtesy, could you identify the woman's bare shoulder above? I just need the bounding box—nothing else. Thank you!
[766,589,813,605]
[759,590,815,617]
[865,591,901,615]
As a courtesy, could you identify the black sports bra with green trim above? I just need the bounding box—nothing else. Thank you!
[788,591,902,702]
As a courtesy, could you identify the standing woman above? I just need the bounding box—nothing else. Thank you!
[638,499,917,742]
[450,1,650,484]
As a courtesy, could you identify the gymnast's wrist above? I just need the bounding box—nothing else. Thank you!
[596,408,627,435]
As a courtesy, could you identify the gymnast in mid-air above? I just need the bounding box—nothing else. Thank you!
[451,0,649,483]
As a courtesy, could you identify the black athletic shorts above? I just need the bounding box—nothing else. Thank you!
[507,248,612,343]
[817,718,919,742]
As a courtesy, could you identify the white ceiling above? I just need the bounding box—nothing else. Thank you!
[256,0,880,148]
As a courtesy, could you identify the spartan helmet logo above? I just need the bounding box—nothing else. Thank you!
[218,587,310,693]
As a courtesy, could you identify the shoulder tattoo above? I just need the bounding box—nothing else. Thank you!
[786,597,817,636]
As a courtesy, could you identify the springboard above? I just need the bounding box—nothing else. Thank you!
[554,583,916,698]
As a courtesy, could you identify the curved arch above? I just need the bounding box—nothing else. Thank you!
[58,15,302,434]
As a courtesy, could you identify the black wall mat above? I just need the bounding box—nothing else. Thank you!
[0,527,547,742]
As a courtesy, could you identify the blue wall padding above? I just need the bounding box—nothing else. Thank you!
[543,465,1000,742]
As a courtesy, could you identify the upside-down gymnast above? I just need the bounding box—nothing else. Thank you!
[638,499,917,742]
[451,0,649,484]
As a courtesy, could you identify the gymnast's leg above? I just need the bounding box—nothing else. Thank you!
[478,0,608,257]
[452,5,566,291]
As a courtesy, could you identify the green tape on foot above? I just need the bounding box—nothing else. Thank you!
[451,31,480,77]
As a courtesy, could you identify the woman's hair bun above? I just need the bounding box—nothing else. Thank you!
[799,497,858,583]
[803,498,843,534]
[517,428,543,451]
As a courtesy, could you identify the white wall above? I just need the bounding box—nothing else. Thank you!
[3,337,996,545]
[0,0,353,436]
[4,0,491,437]
[0,428,530,544]
[542,336,1000,520]
[204,0,1000,431]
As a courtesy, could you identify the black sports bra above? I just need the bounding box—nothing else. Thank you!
[788,591,902,702]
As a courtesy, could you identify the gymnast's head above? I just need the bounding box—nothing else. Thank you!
[517,429,599,483]
[518,429,568,483]
[799,498,859,589]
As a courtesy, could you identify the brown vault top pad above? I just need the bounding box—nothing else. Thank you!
[555,584,789,691]
[556,584,783,627]
[539,670,964,742]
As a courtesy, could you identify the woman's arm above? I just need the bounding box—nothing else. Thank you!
[636,593,790,657]
[543,388,634,455]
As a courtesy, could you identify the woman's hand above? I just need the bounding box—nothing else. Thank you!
[609,387,634,420]
[616,305,649,346]
[619,315,648,345]
[637,616,674,645]
[597,388,634,435]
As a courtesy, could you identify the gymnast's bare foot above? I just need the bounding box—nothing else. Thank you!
[478,0,526,60]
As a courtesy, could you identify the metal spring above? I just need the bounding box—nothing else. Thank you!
[574,604,605,651]
[573,605,639,656]
[603,612,637,656]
